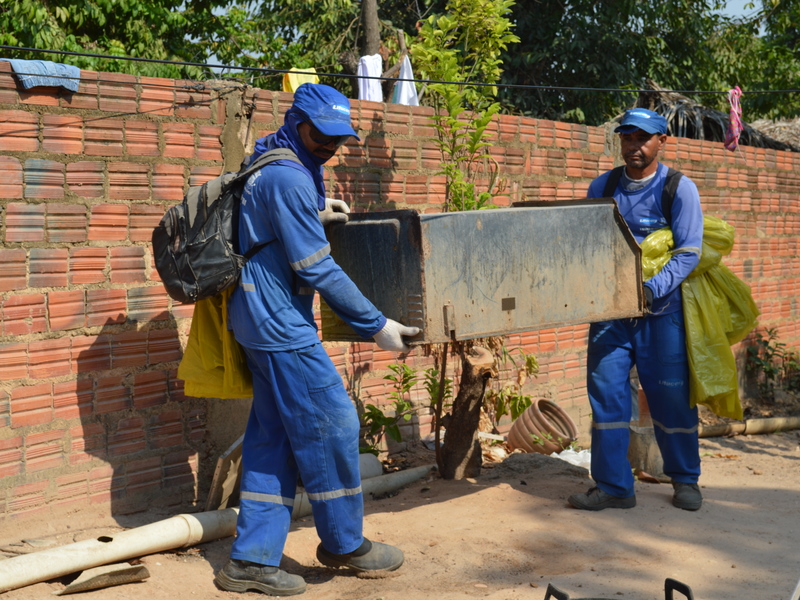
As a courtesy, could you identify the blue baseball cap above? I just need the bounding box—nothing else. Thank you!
[614,108,668,135]
[292,83,360,140]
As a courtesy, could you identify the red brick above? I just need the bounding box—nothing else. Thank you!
[46,203,88,243]
[86,289,127,326]
[112,330,149,369]
[134,370,169,410]
[42,114,83,154]
[56,472,89,500]
[0,249,27,292]
[26,428,66,471]
[0,435,23,478]
[88,203,129,241]
[110,246,147,284]
[0,61,18,104]
[0,110,39,152]
[0,156,23,198]
[5,202,46,242]
[148,407,182,447]
[188,166,221,187]
[8,480,48,513]
[130,204,166,242]
[70,421,106,463]
[69,247,107,285]
[10,382,53,428]
[127,286,170,322]
[163,122,196,159]
[66,161,104,198]
[125,120,159,156]
[108,162,150,200]
[19,86,60,106]
[71,334,112,373]
[61,70,99,110]
[108,416,146,456]
[175,83,212,119]
[163,449,196,488]
[95,376,130,414]
[85,118,124,156]
[0,343,28,381]
[98,72,138,113]
[148,329,182,364]
[28,337,72,380]
[29,248,69,288]
[24,159,65,199]
[126,456,163,493]
[197,125,223,161]
[48,290,86,331]
[153,164,186,201]
[2,294,47,336]
[139,77,175,116]
[54,378,94,420]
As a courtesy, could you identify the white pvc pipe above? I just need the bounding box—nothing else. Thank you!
[0,465,435,594]
[0,508,240,593]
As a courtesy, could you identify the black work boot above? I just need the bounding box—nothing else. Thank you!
[568,486,636,511]
[316,538,404,572]
[215,559,306,596]
[672,482,703,511]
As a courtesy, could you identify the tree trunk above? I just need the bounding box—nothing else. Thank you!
[439,346,495,480]
[360,0,381,57]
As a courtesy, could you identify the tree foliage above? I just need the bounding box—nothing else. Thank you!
[0,0,217,78]
[497,0,800,125]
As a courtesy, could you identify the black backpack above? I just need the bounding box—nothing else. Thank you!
[152,148,300,304]
[602,165,683,223]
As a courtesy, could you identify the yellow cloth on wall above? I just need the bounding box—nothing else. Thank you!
[177,287,253,399]
[282,67,319,93]
[640,216,759,420]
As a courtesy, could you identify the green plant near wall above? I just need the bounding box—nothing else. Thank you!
[361,363,417,454]
[411,0,519,212]
[483,345,539,432]
[746,328,800,400]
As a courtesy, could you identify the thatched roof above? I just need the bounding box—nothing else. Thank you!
[619,80,800,153]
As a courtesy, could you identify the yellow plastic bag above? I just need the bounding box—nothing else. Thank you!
[177,287,253,399]
[640,216,759,419]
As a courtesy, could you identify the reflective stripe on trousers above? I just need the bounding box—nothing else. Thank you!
[587,310,700,498]
[230,343,364,566]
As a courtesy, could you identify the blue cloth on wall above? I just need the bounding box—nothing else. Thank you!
[1,59,80,92]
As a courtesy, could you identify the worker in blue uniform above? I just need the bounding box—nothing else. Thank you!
[568,108,705,512]
[215,83,421,596]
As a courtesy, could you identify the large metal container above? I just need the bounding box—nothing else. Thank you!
[321,199,644,344]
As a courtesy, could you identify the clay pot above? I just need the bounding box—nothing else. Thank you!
[507,399,578,455]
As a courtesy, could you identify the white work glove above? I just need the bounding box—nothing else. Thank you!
[373,319,421,353]
[319,198,350,226]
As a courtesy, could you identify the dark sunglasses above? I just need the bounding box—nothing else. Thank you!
[308,123,350,148]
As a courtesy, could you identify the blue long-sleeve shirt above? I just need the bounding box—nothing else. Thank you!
[587,163,703,315]
[229,161,386,351]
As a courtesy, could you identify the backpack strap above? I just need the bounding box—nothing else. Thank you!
[661,167,683,225]
[602,166,625,198]
[235,148,303,261]
[603,165,684,225]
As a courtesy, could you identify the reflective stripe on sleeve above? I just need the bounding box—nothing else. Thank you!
[291,244,330,271]
[591,421,630,430]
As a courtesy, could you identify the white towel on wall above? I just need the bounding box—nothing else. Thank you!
[391,55,419,106]
[357,54,383,102]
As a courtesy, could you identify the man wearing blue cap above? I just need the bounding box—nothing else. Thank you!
[216,83,420,595]
[568,108,705,513]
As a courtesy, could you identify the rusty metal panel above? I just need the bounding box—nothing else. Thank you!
[321,200,643,344]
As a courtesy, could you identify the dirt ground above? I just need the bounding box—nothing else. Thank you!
[2,397,800,600]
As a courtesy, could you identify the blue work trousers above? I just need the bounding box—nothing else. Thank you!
[230,343,364,566]
[587,310,700,498]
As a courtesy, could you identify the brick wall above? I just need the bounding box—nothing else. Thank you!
[1,61,798,522]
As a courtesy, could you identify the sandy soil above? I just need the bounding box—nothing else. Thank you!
[2,404,800,600]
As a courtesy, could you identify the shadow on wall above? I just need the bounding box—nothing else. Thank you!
[70,313,248,519]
